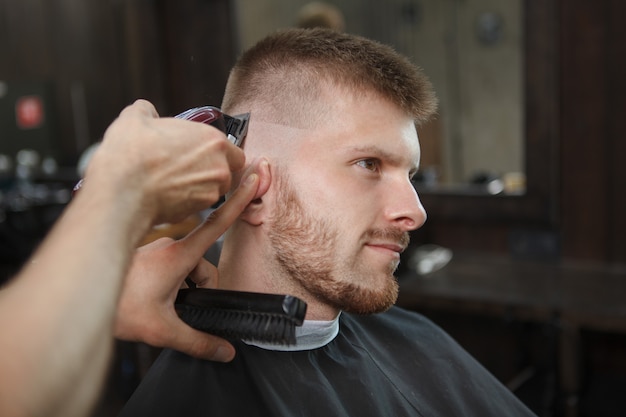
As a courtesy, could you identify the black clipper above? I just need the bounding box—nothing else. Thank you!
[73,106,250,194]
[175,106,250,147]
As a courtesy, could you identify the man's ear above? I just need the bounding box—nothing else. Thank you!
[239,197,266,226]
[239,158,271,226]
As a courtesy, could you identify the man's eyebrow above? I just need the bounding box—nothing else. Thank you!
[347,145,420,171]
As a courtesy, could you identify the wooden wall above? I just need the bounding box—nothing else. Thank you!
[559,0,626,264]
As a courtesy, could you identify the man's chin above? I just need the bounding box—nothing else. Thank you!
[337,280,399,315]
[341,301,396,315]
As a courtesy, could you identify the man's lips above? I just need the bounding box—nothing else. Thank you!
[365,242,406,257]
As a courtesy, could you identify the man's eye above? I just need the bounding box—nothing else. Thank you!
[356,159,380,172]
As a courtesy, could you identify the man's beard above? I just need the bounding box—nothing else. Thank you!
[267,175,407,314]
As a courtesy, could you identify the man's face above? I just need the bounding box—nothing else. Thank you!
[265,91,426,315]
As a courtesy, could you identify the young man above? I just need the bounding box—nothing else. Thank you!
[119,29,537,416]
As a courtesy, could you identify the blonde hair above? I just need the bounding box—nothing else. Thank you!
[222,28,437,127]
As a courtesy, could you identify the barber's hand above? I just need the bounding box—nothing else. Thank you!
[85,99,246,225]
[114,160,269,361]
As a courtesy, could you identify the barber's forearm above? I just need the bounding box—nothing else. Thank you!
[0,97,242,416]
[0,183,150,417]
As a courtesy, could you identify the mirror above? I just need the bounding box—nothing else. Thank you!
[232,0,525,195]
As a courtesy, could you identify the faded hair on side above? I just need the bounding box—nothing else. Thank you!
[222,28,437,127]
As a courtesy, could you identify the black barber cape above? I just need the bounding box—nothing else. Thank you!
[119,306,536,416]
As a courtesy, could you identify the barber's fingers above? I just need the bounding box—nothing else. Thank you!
[187,258,219,289]
[158,318,236,362]
[136,237,174,252]
[221,138,246,174]
[179,167,261,259]
[119,99,160,119]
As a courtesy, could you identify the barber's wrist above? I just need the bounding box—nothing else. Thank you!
[76,172,156,244]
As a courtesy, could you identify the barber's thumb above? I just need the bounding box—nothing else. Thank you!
[251,158,271,200]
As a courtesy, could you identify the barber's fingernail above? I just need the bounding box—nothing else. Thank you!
[213,346,235,362]
[244,173,258,185]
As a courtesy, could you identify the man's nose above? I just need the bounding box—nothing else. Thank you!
[384,179,427,231]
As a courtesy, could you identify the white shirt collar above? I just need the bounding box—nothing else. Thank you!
[244,313,341,351]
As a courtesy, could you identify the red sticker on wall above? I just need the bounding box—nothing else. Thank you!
[16,95,45,129]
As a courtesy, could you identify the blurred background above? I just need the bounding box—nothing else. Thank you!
[0,1,624,416]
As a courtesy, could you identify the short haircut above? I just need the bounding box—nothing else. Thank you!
[222,28,437,127]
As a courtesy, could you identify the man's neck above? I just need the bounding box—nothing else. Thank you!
[217,230,340,321]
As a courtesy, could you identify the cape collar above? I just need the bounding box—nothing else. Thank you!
[244,313,341,351]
